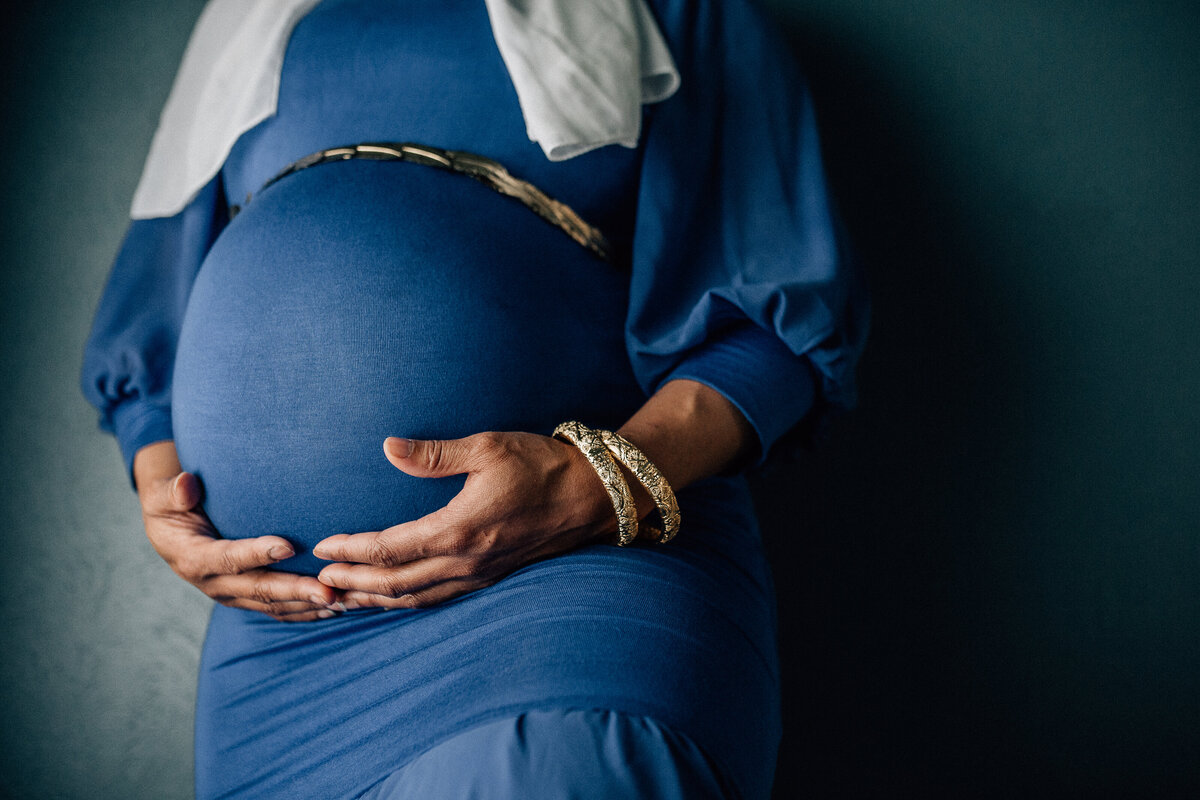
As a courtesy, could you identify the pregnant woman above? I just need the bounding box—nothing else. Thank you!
[82,0,867,797]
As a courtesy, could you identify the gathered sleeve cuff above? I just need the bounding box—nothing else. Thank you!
[660,320,816,466]
[628,0,870,467]
[81,175,228,488]
[109,401,175,486]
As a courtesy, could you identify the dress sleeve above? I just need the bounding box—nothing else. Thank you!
[81,175,229,488]
[629,0,869,465]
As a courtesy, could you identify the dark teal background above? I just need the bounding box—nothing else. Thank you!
[1,1,1197,797]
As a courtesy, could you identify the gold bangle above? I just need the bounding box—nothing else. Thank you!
[552,421,639,546]
[597,430,681,544]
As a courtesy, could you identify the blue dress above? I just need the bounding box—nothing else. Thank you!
[81,1,868,797]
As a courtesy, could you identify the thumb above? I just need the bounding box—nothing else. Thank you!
[384,436,484,478]
[168,471,204,511]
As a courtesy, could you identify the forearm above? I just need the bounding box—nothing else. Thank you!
[615,379,755,516]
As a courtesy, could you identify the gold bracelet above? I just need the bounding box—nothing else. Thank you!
[597,430,681,544]
[552,421,639,546]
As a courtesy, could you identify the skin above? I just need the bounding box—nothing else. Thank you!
[134,378,754,621]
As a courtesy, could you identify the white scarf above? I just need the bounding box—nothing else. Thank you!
[130,0,680,219]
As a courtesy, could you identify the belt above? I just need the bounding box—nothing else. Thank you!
[230,142,612,262]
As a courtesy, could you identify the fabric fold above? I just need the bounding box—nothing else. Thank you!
[484,0,680,160]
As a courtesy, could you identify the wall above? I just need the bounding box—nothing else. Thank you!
[0,1,1196,797]
[755,0,1200,795]
[1,3,212,797]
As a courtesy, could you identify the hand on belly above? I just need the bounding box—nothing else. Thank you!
[133,441,342,621]
[171,164,643,573]
[312,432,620,608]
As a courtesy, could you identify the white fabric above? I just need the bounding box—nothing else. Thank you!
[130,0,321,219]
[130,0,680,220]
[484,0,680,161]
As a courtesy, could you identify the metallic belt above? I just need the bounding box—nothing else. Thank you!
[231,142,611,261]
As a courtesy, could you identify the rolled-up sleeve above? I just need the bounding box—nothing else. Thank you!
[628,0,870,465]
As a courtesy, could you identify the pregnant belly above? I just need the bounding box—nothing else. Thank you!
[172,162,640,574]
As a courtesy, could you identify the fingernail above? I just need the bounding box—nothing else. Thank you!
[309,594,328,606]
[328,601,347,612]
[268,545,294,560]
[317,609,336,619]
[342,599,360,610]
[386,437,414,458]
[311,546,328,559]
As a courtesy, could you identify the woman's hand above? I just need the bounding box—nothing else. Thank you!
[312,432,618,609]
[134,441,342,622]
[313,379,756,610]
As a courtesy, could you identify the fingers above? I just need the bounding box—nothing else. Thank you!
[190,536,299,579]
[141,470,202,514]
[135,467,353,622]
[313,511,458,565]
[201,565,345,623]
[312,530,386,564]
[205,569,339,610]
[169,471,204,510]
[383,432,503,479]
[224,600,341,623]
[233,600,323,616]
[341,578,487,610]
[317,556,463,598]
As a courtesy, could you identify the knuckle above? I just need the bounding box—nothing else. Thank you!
[217,549,243,576]
[439,536,465,559]
[365,537,394,566]
[175,556,205,583]
[455,525,499,562]
[458,552,487,578]
[249,577,275,605]
[379,573,407,599]
[441,525,476,557]
[475,431,509,462]
[421,440,446,473]
[475,430,503,450]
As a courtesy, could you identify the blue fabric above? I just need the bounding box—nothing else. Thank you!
[667,320,817,465]
[171,159,645,575]
[630,0,869,454]
[81,176,227,485]
[197,478,778,799]
[81,0,868,477]
[80,0,867,797]
[356,709,732,799]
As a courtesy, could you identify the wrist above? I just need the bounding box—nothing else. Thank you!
[611,461,655,521]
[132,440,182,495]
[554,437,618,535]
[616,379,754,492]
